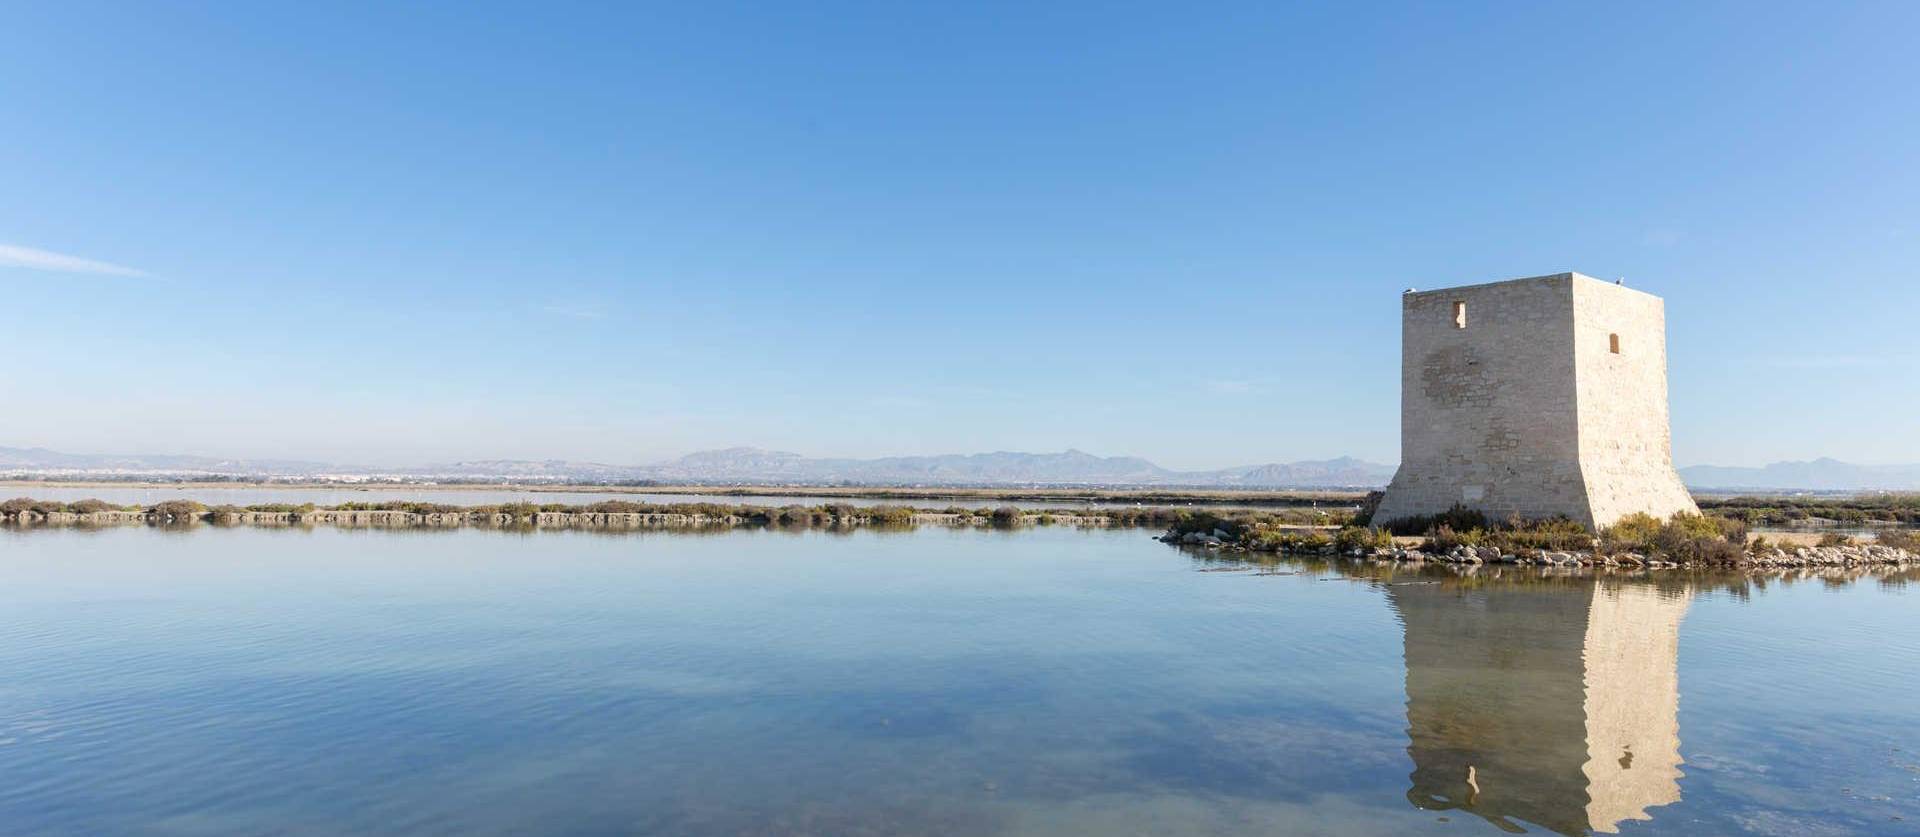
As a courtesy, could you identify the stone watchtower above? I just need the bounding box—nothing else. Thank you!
[1372,272,1697,531]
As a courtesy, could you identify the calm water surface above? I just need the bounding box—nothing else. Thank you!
[1,527,1915,835]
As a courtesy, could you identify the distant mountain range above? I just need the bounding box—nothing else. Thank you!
[634,448,1395,487]
[2,445,1916,491]
[1676,458,1920,491]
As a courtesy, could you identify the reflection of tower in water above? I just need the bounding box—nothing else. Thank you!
[1388,581,1689,835]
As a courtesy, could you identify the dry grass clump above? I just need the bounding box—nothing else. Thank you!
[1875,528,1918,551]
[1600,512,1747,563]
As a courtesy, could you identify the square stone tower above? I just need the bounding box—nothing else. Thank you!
[1372,272,1698,530]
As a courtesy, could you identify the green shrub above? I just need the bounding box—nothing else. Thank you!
[1670,512,1739,541]
[149,500,207,519]
[866,505,914,525]
[1334,526,1392,552]
[331,500,466,515]
[1414,515,1593,555]
[1422,525,1482,552]
[1603,512,1664,551]
[1601,512,1747,564]
[0,497,67,516]
[584,500,650,514]
[989,506,1023,526]
[1489,516,1595,552]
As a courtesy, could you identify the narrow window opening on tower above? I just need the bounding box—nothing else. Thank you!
[1609,333,1621,354]
[1453,301,1467,329]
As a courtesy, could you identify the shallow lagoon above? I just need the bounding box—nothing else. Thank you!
[2,526,1915,835]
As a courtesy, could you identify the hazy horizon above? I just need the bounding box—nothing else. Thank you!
[5,3,1917,471]
[2,440,1916,474]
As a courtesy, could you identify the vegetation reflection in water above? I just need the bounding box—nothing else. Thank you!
[1,528,1916,836]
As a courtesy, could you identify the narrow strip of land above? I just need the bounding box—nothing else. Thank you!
[0,480,1367,508]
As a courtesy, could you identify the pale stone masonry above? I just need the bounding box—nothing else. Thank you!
[1373,272,1698,530]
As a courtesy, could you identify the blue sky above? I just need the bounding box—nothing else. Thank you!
[2,1,1915,469]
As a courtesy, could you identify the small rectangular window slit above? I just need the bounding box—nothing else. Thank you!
[1453,301,1467,329]
[1609,333,1621,354]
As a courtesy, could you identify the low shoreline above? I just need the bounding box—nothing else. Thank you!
[0,497,1211,532]
[0,480,1366,508]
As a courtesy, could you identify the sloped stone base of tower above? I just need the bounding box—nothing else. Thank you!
[1372,460,1698,532]
[1578,459,1699,531]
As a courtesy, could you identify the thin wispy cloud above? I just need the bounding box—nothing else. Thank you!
[0,243,150,278]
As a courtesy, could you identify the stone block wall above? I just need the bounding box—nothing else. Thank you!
[1570,278,1700,526]
[1373,272,1698,530]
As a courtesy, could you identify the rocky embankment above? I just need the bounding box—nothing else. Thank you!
[1161,530,1917,569]
[1380,542,1916,569]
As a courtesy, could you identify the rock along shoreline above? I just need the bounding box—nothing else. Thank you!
[1159,530,1917,570]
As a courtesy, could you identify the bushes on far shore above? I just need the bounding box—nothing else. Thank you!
[1702,494,1920,527]
[0,495,1187,532]
[1162,508,1390,554]
[0,493,1288,536]
[331,501,462,515]
[244,503,319,514]
[149,500,207,520]
[66,498,120,514]
[0,497,138,516]
[866,505,915,526]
